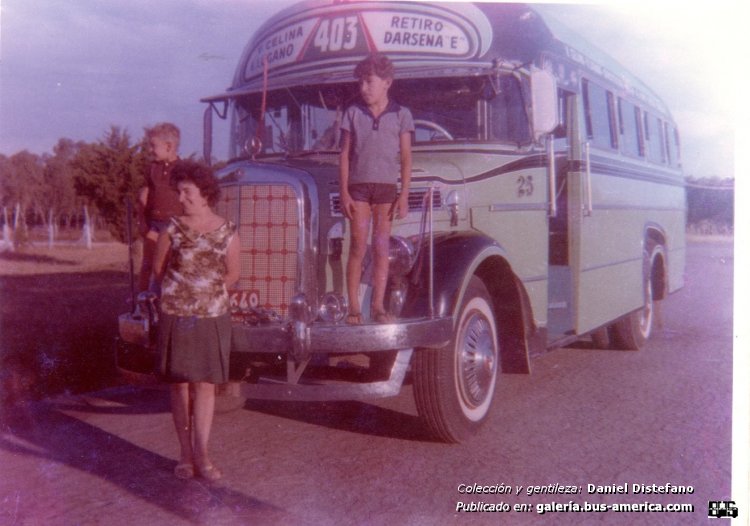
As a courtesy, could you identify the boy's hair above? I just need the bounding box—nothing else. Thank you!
[146,122,180,147]
[354,53,394,81]
[170,160,220,207]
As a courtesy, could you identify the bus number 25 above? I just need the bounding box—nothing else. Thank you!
[314,16,358,53]
[517,175,534,197]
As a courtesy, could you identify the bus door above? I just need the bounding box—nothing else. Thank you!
[565,81,639,336]
[546,89,577,342]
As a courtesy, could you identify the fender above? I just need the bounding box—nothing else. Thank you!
[401,231,504,319]
[401,230,535,373]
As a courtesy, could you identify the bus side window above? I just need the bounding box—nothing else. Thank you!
[617,97,641,157]
[657,117,667,164]
[645,112,663,164]
[606,91,618,149]
[663,121,672,165]
[581,78,616,150]
[670,126,681,167]
[635,106,645,157]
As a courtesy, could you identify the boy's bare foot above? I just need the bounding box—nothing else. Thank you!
[346,312,362,325]
[373,311,395,324]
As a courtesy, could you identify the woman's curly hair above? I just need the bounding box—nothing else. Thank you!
[170,160,221,207]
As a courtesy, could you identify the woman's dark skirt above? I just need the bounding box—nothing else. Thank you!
[157,313,231,384]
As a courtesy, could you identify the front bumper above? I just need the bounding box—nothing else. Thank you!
[116,313,452,401]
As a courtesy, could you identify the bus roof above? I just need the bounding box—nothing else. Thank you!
[204,1,669,116]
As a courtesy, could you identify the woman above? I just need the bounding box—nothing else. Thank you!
[153,160,240,481]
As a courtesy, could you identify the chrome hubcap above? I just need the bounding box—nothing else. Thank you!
[458,312,496,408]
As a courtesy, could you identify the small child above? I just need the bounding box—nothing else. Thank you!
[137,122,182,291]
[339,54,414,324]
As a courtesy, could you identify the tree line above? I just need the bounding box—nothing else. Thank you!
[685,177,734,234]
[1,127,162,243]
[0,128,736,244]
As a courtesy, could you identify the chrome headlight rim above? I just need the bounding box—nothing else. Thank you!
[388,235,416,278]
[317,292,348,323]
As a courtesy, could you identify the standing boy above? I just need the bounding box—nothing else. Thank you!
[339,54,414,324]
[137,122,182,291]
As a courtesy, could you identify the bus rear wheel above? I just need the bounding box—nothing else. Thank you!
[611,242,662,350]
[413,276,499,443]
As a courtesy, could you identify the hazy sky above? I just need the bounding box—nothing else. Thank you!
[0,0,743,179]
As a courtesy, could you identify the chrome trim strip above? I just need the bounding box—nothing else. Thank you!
[591,204,686,212]
[489,203,547,212]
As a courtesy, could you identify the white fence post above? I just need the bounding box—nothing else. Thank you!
[82,205,93,249]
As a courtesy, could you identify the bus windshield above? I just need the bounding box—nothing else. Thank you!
[232,73,531,156]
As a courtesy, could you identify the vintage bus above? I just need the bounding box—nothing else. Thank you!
[118,1,686,443]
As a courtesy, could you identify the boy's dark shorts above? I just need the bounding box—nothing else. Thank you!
[348,183,397,205]
[147,219,171,234]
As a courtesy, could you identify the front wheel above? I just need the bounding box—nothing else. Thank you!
[413,276,499,443]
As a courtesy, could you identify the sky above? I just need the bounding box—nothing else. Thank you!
[0,0,745,180]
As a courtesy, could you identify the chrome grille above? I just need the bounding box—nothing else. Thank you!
[217,184,299,317]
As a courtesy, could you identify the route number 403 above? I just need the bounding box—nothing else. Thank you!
[314,17,358,53]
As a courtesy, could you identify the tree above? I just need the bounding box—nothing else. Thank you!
[40,138,83,229]
[72,127,149,241]
[685,177,734,227]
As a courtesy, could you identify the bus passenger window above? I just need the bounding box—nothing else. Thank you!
[656,118,667,163]
[668,125,681,167]
[582,79,616,150]
[635,106,645,157]
[645,112,661,164]
[663,122,672,165]
[617,97,641,157]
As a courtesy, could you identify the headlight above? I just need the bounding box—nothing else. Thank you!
[388,236,416,277]
[289,293,316,323]
[318,292,348,323]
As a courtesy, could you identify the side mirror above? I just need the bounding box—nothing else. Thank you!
[530,69,559,141]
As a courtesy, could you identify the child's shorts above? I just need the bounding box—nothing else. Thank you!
[147,219,171,234]
[348,183,397,205]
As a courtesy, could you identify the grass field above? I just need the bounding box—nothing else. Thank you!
[0,242,132,276]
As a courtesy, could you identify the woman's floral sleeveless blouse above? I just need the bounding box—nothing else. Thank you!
[160,217,236,317]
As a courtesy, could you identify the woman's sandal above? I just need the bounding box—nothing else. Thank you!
[174,462,195,480]
[346,312,363,325]
[373,311,395,324]
[196,464,223,481]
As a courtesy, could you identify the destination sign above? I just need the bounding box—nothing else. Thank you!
[243,4,492,80]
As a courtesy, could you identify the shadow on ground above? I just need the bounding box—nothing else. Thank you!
[0,271,130,403]
[1,389,290,525]
[244,398,438,443]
